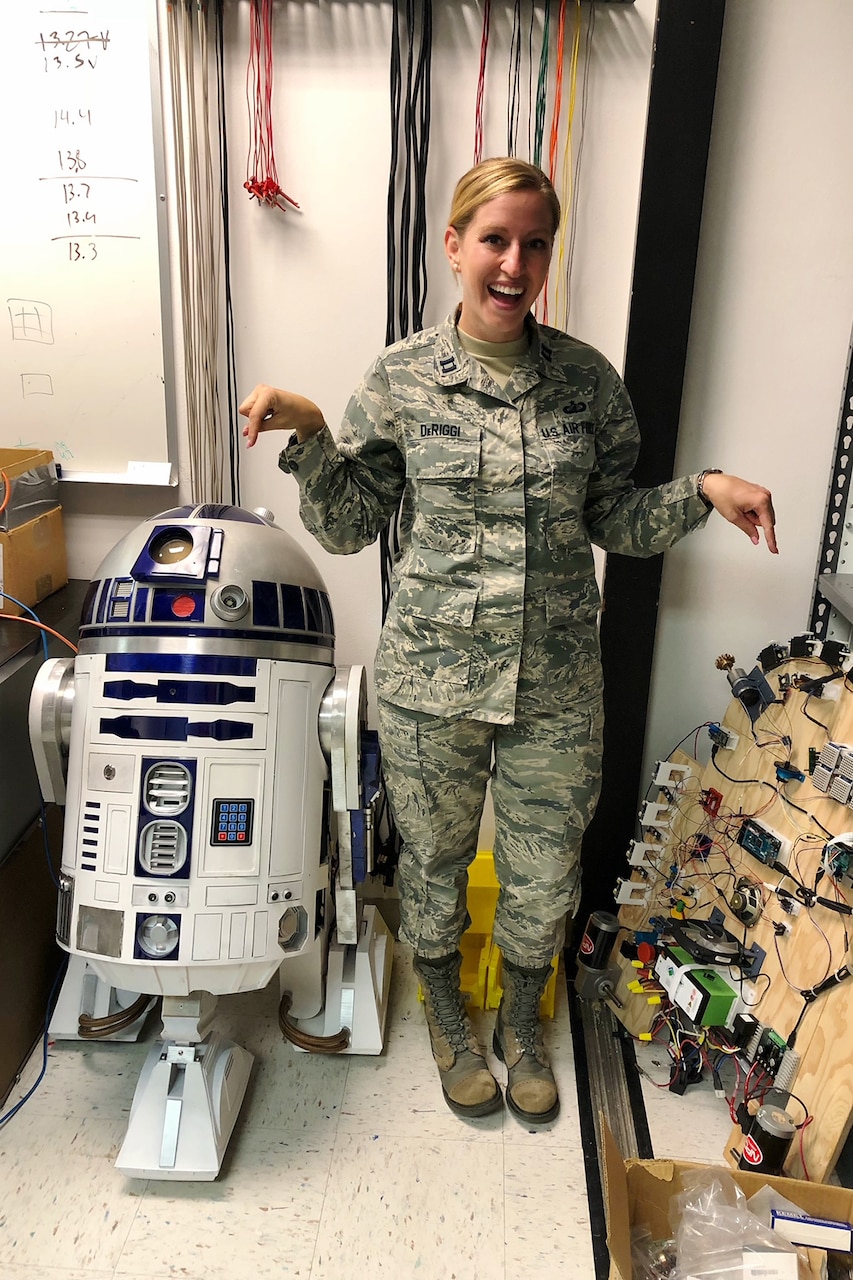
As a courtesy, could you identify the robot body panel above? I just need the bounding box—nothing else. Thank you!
[60,652,332,997]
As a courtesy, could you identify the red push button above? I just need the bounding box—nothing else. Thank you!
[172,595,196,618]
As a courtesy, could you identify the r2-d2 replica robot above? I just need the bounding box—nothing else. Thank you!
[29,504,393,1180]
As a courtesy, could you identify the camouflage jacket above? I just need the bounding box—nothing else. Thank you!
[278,312,710,723]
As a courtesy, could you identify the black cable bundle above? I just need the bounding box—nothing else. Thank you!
[507,0,523,155]
[214,0,242,506]
[381,0,433,594]
[385,0,433,350]
[377,0,434,880]
[382,0,433,596]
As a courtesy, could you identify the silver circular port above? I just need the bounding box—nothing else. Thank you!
[211,584,249,621]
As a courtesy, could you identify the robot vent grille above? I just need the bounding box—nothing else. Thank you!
[139,822,188,875]
[56,877,74,945]
[144,763,191,815]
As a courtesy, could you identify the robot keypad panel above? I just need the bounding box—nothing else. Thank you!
[211,798,255,845]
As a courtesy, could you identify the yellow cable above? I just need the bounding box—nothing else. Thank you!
[554,0,581,330]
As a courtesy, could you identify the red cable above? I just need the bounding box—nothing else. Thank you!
[798,1114,813,1181]
[548,0,566,180]
[473,0,491,164]
[244,0,299,212]
[540,0,567,324]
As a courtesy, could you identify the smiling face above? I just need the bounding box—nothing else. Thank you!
[444,189,555,343]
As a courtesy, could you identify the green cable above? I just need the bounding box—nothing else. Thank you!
[533,0,551,170]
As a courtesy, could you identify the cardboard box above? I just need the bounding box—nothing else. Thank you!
[0,506,68,616]
[603,1122,853,1280]
[0,448,60,532]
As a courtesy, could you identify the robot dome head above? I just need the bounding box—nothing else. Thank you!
[78,504,334,652]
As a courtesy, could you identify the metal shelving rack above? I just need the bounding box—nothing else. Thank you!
[810,331,853,644]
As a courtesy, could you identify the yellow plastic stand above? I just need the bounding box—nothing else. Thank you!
[417,851,559,1017]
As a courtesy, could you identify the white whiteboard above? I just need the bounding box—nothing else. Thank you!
[0,0,174,483]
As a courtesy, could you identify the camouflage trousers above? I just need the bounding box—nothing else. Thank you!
[377,678,604,968]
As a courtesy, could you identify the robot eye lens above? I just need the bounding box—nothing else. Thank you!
[149,528,194,565]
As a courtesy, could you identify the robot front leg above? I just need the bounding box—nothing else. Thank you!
[278,668,394,1055]
[279,892,393,1057]
[115,992,253,1182]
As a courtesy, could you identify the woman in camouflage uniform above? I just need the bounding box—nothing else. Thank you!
[241,158,777,1126]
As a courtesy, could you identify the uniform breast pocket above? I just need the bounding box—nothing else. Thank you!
[407,436,481,555]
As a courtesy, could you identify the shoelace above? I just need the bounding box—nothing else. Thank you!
[504,973,545,1054]
[422,972,471,1052]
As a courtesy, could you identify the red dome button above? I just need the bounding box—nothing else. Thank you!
[172,595,196,618]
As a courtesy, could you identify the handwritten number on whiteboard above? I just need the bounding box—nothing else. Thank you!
[58,149,86,174]
[68,241,98,262]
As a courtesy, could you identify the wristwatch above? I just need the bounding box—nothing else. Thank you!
[696,468,722,506]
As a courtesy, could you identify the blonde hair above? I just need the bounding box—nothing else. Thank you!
[448,158,561,238]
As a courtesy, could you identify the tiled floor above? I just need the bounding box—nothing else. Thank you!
[0,942,607,1280]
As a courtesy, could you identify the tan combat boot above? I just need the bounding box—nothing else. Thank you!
[493,957,559,1125]
[413,952,502,1118]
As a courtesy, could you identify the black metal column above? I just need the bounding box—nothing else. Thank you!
[576,0,727,930]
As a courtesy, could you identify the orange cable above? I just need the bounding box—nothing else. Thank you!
[0,613,78,653]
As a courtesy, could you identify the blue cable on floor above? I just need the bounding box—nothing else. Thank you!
[0,956,67,1128]
[0,590,50,660]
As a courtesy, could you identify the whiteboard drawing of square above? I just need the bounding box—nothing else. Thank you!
[21,373,54,397]
[7,300,54,344]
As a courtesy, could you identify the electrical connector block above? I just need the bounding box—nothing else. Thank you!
[653,761,692,789]
[627,840,664,869]
[640,801,671,831]
[614,878,652,907]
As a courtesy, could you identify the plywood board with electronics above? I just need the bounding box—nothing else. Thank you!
[604,634,853,1184]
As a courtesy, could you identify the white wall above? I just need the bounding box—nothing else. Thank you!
[643,0,853,779]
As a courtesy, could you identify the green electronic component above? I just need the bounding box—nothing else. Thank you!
[756,1027,787,1075]
[673,968,736,1027]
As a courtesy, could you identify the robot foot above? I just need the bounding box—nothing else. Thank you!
[116,1031,253,1181]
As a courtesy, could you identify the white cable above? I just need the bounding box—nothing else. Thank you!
[167,1,227,503]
